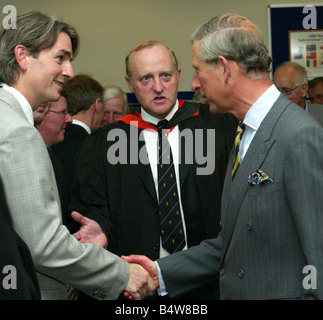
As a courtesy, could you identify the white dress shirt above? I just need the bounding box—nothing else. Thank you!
[72,119,91,134]
[141,100,188,259]
[239,84,280,162]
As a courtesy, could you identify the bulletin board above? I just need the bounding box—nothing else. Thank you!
[267,4,323,79]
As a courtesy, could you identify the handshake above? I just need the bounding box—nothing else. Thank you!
[71,211,160,300]
[122,255,159,300]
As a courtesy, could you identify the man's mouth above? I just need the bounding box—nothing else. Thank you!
[55,81,64,89]
[153,96,167,103]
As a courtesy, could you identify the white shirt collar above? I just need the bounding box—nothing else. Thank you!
[243,84,280,130]
[1,83,34,125]
[141,100,179,126]
[72,119,91,134]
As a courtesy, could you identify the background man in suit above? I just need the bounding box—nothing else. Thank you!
[52,74,105,233]
[124,13,323,300]
[308,76,323,105]
[101,85,129,127]
[0,10,155,300]
[70,38,237,299]
[36,96,76,232]
[273,61,323,126]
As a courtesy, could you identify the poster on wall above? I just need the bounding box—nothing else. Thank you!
[268,4,323,79]
[289,29,323,79]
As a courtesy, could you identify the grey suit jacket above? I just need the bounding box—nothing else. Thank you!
[308,103,323,127]
[0,88,129,300]
[158,94,323,299]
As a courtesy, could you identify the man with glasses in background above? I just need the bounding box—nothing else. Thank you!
[273,61,323,126]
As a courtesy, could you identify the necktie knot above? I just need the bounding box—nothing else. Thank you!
[157,119,168,131]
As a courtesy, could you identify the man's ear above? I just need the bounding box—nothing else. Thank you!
[217,55,231,84]
[93,98,101,113]
[125,76,135,93]
[14,45,30,71]
[177,68,182,86]
[301,83,309,98]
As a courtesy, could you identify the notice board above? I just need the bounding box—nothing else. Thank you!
[267,4,323,79]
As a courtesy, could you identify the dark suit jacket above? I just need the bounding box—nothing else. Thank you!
[52,123,90,233]
[47,147,76,232]
[0,177,40,300]
[70,102,237,299]
[157,95,323,300]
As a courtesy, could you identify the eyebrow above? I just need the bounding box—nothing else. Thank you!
[57,49,73,59]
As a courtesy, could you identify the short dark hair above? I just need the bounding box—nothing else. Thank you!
[308,77,323,89]
[62,74,103,115]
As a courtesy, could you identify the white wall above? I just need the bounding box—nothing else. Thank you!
[3,0,322,92]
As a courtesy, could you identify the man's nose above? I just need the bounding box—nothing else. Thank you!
[153,78,163,93]
[191,71,201,91]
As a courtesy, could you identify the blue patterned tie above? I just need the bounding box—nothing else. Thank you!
[157,120,185,253]
[232,122,246,179]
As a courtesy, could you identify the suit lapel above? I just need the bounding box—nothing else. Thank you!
[221,96,290,257]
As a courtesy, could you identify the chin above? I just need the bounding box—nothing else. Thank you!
[209,103,221,114]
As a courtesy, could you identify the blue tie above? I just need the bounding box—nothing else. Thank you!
[157,120,185,253]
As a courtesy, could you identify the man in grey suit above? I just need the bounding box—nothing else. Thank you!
[273,61,323,127]
[124,13,323,300]
[0,10,155,300]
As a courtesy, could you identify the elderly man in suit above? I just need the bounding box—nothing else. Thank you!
[0,10,155,300]
[70,38,237,299]
[124,13,323,300]
[273,61,323,126]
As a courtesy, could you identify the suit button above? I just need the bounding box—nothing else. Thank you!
[247,222,252,231]
[152,243,159,251]
[238,268,244,278]
[154,207,160,215]
[220,268,225,276]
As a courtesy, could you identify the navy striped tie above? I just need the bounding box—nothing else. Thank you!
[232,122,246,179]
[157,120,185,253]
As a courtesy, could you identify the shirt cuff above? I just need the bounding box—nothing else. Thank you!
[155,261,168,296]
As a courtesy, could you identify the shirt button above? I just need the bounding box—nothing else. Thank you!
[247,222,252,231]
[154,207,160,215]
[220,268,225,276]
[238,268,244,278]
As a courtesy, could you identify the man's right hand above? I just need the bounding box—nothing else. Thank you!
[124,262,157,300]
[122,255,159,300]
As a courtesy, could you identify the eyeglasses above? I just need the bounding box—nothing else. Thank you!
[278,85,303,95]
[48,109,69,118]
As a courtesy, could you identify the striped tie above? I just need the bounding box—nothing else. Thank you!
[232,122,246,179]
[157,120,185,254]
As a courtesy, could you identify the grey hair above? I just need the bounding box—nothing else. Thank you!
[274,61,308,85]
[103,85,130,114]
[0,10,79,85]
[191,14,272,79]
